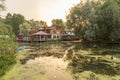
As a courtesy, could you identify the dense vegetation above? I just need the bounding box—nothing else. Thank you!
[0,0,17,76]
[0,54,16,76]
[0,1,65,77]
[66,0,120,42]
[0,0,120,79]
[0,20,17,77]
[4,13,66,37]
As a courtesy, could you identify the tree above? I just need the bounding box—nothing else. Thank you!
[0,1,17,77]
[4,13,12,25]
[66,0,101,41]
[12,14,25,36]
[66,0,120,42]
[28,19,37,27]
[0,20,12,35]
[97,0,120,41]
[39,20,47,28]
[0,0,5,12]
[0,20,17,54]
[4,13,25,36]
[52,19,65,29]
[19,21,31,36]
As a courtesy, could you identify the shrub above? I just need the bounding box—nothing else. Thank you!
[0,54,16,76]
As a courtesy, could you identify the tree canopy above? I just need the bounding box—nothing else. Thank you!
[52,19,65,29]
[0,0,5,11]
[39,20,47,27]
[66,0,120,42]
[0,20,12,35]
[5,13,25,36]
[19,21,31,36]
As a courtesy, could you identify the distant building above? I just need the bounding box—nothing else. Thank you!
[32,31,50,41]
[17,35,23,41]
[18,26,78,42]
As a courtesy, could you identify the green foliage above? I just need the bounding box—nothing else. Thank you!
[66,0,101,41]
[0,37,18,55]
[0,21,17,77]
[0,0,5,11]
[28,19,37,27]
[39,20,47,27]
[28,19,47,28]
[52,19,65,29]
[4,13,25,36]
[97,0,120,41]
[66,0,120,42]
[45,39,61,44]
[0,0,17,77]
[0,21,12,35]
[19,21,31,36]
[0,54,16,76]
[0,21,18,55]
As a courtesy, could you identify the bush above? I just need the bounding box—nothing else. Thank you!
[0,18,17,77]
[0,54,16,76]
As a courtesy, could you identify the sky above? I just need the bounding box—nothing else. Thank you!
[1,0,80,26]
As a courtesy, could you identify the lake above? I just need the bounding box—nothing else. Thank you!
[1,41,120,80]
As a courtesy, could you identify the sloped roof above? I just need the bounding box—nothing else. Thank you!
[32,31,50,36]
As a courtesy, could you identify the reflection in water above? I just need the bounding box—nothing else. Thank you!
[67,43,120,80]
[63,45,75,60]
[26,56,73,80]
[68,54,119,75]
[19,42,120,80]
[19,42,75,80]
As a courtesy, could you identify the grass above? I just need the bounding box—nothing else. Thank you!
[0,54,16,77]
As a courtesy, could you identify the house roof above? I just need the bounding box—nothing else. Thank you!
[32,31,50,36]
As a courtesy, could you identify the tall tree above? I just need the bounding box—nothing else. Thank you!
[19,21,31,36]
[28,19,47,28]
[0,0,17,55]
[39,20,47,28]
[4,13,12,25]
[52,19,65,29]
[66,0,120,42]
[0,0,5,12]
[97,0,120,41]
[66,0,101,40]
[12,13,25,36]
[0,21,11,34]
[28,19,37,27]
[5,13,25,36]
